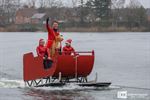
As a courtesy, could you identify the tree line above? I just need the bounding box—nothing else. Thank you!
[0,0,150,32]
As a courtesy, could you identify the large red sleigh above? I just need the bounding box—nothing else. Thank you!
[23,51,111,87]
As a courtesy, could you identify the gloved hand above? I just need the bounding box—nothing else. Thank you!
[46,17,49,23]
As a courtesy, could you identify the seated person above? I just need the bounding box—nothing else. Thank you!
[63,39,75,55]
[36,39,53,69]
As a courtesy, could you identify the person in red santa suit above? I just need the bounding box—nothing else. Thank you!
[36,39,51,59]
[36,39,53,69]
[63,39,75,55]
[46,18,63,56]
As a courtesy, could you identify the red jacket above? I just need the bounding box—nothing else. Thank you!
[46,21,60,40]
[46,20,61,48]
[36,40,50,57]
[63,46,75,55]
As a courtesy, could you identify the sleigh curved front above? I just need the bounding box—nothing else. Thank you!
[23,53,56,81]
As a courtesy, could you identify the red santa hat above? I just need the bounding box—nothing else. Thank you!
[39,39,44,45]
[65,39,72,44]
[39,38,44,42]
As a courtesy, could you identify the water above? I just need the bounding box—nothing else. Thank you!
[0,32,150,100]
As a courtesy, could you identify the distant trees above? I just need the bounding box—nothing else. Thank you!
[0,0,149,31]
[86,0,111,21]
[111,0,126,27]
[125,1,148,29]
[78,0,88,23]
[111,0,148,29]
[93,0,111,20]
[0,0,20,26]
[28,0,36,8]
[82,0,112,27]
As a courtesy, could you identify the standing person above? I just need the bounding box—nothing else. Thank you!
[46,18,63,56]
[36,39,53,69]
[63,39,75,55]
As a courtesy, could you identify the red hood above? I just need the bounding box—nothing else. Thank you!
[39,39,44,46]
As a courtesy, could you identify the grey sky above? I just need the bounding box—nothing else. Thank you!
[22,0,150,8]
[127,0,150,8]
[62,0,150,8]
[140,0,150,8]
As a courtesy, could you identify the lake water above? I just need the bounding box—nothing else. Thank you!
[0,32,150,100]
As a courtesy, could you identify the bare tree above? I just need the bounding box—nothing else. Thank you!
[111,0,126,27]
[46,0,56,7]
[0,0,20,25]
[125,0,146,29]
[127,0,142,8]
[38,0,46,8]
[38,0,63,8]
[71,0,79,8]
[111,0,125,9]
[28,0,36,8]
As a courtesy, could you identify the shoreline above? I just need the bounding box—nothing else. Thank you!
[0,26,150,32]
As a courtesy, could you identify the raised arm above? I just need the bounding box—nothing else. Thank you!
[46,17,52,33]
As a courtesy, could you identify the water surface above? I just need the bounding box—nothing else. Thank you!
[0,32,150,100]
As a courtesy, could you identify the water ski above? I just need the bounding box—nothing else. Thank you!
[35,82,111,87]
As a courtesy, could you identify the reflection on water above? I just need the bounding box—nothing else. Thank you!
[24,88,95,100]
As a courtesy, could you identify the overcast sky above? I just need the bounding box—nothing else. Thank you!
[140,0,150,8]
[61,0,150,8]
[22,0,150,8]
[127,0,150,8]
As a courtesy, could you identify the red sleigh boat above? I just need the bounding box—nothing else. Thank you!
[23,50,111,87]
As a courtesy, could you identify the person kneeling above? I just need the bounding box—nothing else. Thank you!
[63,39,75,55]
[36,39,53,69]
